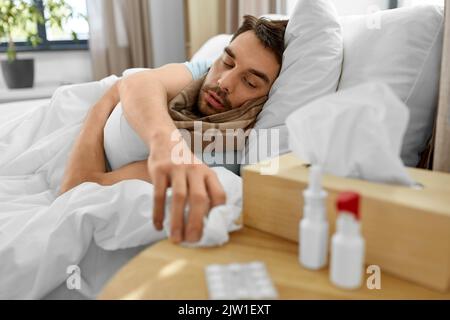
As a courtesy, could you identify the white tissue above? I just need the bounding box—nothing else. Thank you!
[163,205,242,248]
[162,167,244,248]
[286,82,415,186]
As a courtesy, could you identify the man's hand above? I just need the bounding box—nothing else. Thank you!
[148,132,227,244]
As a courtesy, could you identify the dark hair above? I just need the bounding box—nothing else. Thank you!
[231,15,289,65]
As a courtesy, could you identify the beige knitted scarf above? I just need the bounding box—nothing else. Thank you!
[168,75,267,151]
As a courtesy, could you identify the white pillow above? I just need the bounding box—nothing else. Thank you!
[191,34,233,63]
[243,0,344,168]
[338,5,444,167]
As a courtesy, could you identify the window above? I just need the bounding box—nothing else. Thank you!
[0,0,89,52]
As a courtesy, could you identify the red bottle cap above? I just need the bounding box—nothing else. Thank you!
[337,192,360,220]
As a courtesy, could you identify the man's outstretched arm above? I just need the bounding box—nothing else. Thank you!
[120,64,227,244]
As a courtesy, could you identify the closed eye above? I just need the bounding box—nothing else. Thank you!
[222,60,233,68]
[244,78,257,89]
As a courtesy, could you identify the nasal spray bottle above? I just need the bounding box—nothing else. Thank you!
[330,192,365,290]
[299,165,329,270]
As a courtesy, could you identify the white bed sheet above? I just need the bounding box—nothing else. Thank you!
[0,98,50,119]
[0,81,243,300]
[0,97,151,300]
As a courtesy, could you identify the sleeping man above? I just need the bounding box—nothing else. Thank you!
[59,15,288,244]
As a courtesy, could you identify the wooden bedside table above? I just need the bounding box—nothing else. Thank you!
[98,227,450,300]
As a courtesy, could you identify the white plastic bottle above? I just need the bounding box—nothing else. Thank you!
[330,192,365,290]
[299,165,329,270]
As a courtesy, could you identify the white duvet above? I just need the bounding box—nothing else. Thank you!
[0,76,243,299]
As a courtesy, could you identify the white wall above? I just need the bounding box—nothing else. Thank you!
[186,0,225,58]
[148,0,187,67]
[0,50,92,89]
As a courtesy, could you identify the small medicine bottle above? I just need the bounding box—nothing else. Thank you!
[330,192,365,290]
[299,165,329,270]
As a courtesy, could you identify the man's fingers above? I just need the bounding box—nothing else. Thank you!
[170,168,187,243]
[151,162,224,246]
[185,172,209,243]
[153,171,168,231]
[205,172,227,208]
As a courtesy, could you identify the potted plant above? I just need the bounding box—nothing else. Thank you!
[0,0,74,89]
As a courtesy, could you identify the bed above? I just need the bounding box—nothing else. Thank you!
[0,98,50,119]
[0,0,449,300]
[0,98,150,299]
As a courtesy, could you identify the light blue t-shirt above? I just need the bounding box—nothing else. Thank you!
[183,60,213,80]
[104,60,242,176]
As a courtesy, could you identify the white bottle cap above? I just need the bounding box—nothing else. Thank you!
[300,165,329,270]
[303,165,327,220]
[308,165,323,194]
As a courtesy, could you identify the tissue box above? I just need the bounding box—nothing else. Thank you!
[242,153,450,292]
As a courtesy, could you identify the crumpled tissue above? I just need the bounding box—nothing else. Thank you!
[163,205,243,248]
[286,82,415,186]
[162,167,244,247]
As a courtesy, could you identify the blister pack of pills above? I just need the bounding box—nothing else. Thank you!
[205,261,279,300]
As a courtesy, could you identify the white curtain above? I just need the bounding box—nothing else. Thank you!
[433,0,450,172]
[87,0,153,80]
[225,0,286,33]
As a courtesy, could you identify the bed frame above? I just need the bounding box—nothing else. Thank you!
[432,0,450,172]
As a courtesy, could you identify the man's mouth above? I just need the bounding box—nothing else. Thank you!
[205,90,227,112]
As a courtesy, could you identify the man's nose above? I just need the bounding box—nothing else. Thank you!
[218,71,235,94]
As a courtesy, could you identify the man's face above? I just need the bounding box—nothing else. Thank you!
[198,31,281,116]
